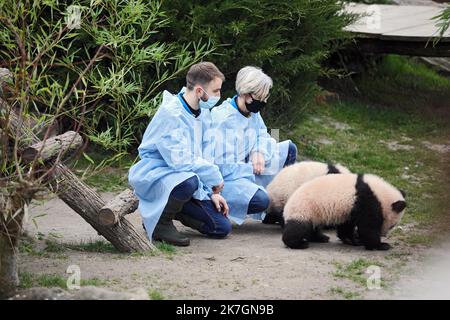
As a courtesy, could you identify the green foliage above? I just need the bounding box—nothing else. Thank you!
[148,289,165,300]
[19,272,108,289]
[329,286,361,300]
[434,7,450,40]
[0,0,214,157]
[161,0,356,127]
[333,258,384,287]
[352,55,450,111]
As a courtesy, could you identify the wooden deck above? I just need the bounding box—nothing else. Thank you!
[344,3,450,56]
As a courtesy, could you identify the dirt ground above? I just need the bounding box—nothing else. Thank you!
[14,191,440,300]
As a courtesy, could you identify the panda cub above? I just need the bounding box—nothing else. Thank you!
[264,161,350,224]
[282,173,406,251]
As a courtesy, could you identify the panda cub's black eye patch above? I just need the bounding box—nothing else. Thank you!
[392,200,406,213]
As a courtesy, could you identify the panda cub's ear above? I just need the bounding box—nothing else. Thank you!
[392,200,406,213]
[400,189,406,198]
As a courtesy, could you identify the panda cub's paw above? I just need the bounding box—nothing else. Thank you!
[310,233,330,243]
[377,242,392,251]
[364,242,392,251]
[341,237,362,246]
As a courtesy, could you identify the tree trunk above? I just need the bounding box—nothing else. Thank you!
[0,232,19,299]
[0,194,27,299]
[21,131,82,163]
[49,166,153,252]
[99,189,138,226]
[1,97,154,253]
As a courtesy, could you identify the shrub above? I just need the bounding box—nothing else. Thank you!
[161,0,356,127]
[0,0,214,155]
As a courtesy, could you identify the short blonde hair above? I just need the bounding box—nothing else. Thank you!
[235,66,273,101]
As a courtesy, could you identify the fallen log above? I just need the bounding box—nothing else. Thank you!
[1,97,154,252]
[21,130,82,164]
[99,189,138,226]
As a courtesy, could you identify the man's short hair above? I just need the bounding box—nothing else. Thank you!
[186,62,225,90]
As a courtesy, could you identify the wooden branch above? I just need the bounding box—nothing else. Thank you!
[98,189,139,226]
[1,97,154,252]
[21,131,82,164]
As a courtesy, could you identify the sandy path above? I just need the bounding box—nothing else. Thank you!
[18,192,422,300]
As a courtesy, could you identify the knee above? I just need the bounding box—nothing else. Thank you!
[289,141,297,155]
[171,176,199,201]
[208,218,232,239]
[285,141,297,166]
[248,190,270,213]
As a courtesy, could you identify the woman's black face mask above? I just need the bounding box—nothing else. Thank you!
[245,94,266,113]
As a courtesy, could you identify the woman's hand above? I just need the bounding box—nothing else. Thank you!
[250,152,265,175]
[210,193,229,216]
[212,181,224,194]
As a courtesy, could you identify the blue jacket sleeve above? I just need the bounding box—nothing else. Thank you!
[252,114,276,162]
[155,118,223,188]
[213,117,255,181]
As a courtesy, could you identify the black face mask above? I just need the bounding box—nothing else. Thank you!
[245,94,266,113]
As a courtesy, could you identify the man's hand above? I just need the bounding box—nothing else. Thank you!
[210,193,229,216]
[212,181,224,194]
[250,151,265,175]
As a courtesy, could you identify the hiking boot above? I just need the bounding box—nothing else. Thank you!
[175,212,205,233]
[152,198,190,246]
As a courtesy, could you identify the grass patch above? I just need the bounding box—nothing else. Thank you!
[70,149,135,192]
[155,241,176,254]
[128,242,176,258]
[332,258,384,288]
[44,239,67,253]
[21,237,118,258]
[83,169,129,192]
[18,272,109,289]
[293,96,450,231]
[43,239,118,254]
[402,233,435,247]
[128,250,158,258]
[148,289,165,300]
[18,272,35,289]
[384,250,412,262]
[19,237,49,258]
[352,55,450,121]
[329,286,361,300]
[64,240,118,253]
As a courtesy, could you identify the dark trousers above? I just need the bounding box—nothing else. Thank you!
[167,176,231,238]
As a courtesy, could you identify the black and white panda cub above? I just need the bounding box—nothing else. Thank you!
[264,161,350,224]
[282,173,406,251]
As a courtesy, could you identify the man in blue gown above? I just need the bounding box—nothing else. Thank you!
[129,62,231,246]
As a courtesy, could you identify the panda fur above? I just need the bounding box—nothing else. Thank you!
[282,173,406,250]
[264,161,350,224]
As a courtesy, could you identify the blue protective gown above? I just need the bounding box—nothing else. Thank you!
[211,96,290,224]
[128,89,223,238]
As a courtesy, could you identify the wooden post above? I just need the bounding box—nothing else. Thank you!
[99,189,139,226]
[1,98,154,252]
